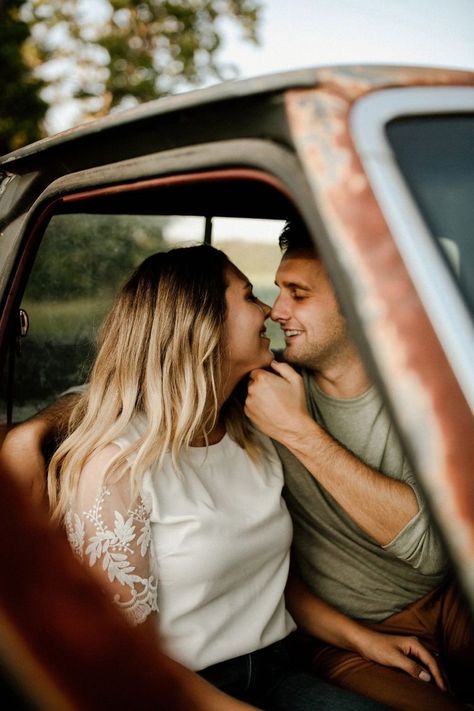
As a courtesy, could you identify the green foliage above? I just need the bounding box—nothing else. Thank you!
[0,0,47,154]
[22,0,261,123]
[12,212,169,415]
[25,212,168,300]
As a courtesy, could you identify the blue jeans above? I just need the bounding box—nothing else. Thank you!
[199,636,387,709]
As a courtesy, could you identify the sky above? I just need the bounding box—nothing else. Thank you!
[163,0,473,247]
[45,0,474,132]
[216,0,474,77]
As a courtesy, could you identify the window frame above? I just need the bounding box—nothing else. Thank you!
[350,86,474,413]
[0,139,322,361]
[0,138,326,430]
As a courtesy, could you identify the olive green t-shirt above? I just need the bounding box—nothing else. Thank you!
[277,371,448,622]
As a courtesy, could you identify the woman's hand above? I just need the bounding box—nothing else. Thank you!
[356,629,446,691]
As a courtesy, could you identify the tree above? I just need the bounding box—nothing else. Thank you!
[21,0,262,128]
[0,0,47,155]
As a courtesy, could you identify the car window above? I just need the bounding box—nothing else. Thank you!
[0,209,284,424]
[211,217,284,350]
[4,213,201,422]
[386,114,474,315]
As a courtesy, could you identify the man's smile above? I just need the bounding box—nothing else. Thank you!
[283,329,303,339]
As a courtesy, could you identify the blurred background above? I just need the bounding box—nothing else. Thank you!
[1,0,473,152]
[2,0,473,418]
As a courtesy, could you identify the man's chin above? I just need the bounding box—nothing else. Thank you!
[282,345,312,370]
[283,345,299,365]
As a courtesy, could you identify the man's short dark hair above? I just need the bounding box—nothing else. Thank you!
[278,218,317,254]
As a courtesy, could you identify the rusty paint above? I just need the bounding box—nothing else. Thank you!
[285,69,474,604]
[0,466,206,709]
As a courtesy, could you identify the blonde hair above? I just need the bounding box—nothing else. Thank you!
[48,245,260,521]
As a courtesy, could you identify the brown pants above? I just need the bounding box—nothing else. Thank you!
[309,580,474,711]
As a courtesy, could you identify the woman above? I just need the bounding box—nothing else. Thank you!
[48,245,442,710]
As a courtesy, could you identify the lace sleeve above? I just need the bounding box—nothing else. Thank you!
[64,445,158,626]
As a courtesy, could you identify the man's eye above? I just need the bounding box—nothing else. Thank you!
[292,293,306,301]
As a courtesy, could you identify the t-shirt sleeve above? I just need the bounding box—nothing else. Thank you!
[64,447,158,625]
[382,460,448,575]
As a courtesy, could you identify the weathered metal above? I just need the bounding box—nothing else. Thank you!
[285,65,474,606]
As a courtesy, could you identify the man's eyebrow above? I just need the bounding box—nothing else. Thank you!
[274,280,311,291]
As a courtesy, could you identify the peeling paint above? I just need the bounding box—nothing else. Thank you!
[285,67,474,607]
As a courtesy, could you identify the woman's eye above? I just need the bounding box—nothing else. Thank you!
[247,292,258,302]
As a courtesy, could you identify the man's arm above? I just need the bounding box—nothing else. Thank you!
[285,570,445,690]
[245,361,418,546]
[0,394,80,506]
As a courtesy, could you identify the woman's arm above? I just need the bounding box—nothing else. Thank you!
[69,445,258,710]
[285,569,446,690]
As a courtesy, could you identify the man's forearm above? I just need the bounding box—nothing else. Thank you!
[283,415,419,545]
[245,363,419,545]
[0,393,80,505]
[37,393,81,437]
[285,569,369,652]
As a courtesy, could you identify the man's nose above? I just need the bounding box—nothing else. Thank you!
[271,293,289,322]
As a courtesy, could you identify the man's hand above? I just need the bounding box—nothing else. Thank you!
[286,570,446,691]
[0,419,49,506]
[355,629,446,691]
[0,393,80,508]
[246,362,419,546]
[245,360,312,444]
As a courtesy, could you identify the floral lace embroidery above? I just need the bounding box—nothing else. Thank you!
[65,487,158,625]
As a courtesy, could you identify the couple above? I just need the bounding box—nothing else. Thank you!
[3,220,473,709]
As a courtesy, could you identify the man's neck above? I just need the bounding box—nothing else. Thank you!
[313,355,371,400]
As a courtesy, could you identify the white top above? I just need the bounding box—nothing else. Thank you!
[65,419,295,670]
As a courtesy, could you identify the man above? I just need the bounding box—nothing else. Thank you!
[245,219,474,710]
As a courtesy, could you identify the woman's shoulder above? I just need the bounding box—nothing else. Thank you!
[76,442,127,497]
[81,443,123,479]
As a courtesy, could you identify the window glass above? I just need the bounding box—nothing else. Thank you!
[10,213,204,421]
[386,114,474,315]
[212,217,285,351]
[2,211,285,424]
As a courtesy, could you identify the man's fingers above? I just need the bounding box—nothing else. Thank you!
[248,362,301,387]
[248,367,271,384]
[405,640,446,691]
[389,637,446,691]
[269,360,301,383]
[388,650,432,685]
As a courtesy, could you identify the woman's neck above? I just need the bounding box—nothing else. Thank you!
[189,375,238,447]
[189,420,226,447]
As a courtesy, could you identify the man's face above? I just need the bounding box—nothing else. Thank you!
[272,250,349,371]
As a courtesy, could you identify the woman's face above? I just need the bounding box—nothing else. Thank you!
[223,264,273,383]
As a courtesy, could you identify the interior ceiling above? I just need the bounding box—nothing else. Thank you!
[57,179,299,221]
